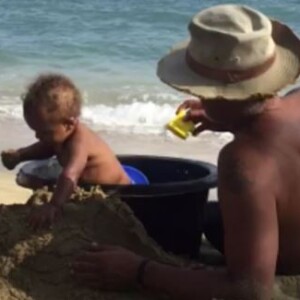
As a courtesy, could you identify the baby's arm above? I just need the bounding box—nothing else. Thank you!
[49,138,88,207]
[28,138,88,229]
[1,142,54,170]
[19,142,55,161]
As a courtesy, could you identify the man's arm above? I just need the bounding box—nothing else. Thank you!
[217,143,278,299]
[72,244,270,300]
[139,143,278,299]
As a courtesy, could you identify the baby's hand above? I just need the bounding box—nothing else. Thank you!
[1,149,21,170]
[28,203,62,230]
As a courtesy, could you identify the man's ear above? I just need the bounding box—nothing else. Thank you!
[64,117,78,130]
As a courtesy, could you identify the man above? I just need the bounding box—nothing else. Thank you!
[71,4,300,299]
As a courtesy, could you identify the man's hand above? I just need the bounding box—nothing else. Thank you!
[1,149,21,170]
[71,244,143,290]
[177,99,231,134]
[28,203,62,230]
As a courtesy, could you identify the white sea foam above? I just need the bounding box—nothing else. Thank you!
[0,100,233,144]
[82,101,176,134]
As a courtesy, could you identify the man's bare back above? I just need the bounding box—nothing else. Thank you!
[222,92,300,274]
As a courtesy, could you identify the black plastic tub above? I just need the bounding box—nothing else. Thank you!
[18,155,217,258]
[106,155,218,258]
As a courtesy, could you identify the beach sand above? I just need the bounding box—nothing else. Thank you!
[0,188,185,300]
[0,186,298,300]
[0,172,32,204]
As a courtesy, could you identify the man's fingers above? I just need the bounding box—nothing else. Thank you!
[75,275,106,290]
[72,261,98,273]
[73,272,97,281]
[193,123,208,135]
[72,269,100,284]
[73,245,122,270]
[87,244,119,252]
[176,103,188,114]
[75,251,103,264]
[176,99,202,114]
[185,109,206,123]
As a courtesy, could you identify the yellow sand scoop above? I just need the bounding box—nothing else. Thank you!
[166,110,195,140]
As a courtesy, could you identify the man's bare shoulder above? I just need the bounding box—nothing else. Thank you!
[219,139,274,170]
[218,140,275,194]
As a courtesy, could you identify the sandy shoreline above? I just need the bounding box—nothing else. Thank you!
[0,171,32,204]
[0,117,227,203]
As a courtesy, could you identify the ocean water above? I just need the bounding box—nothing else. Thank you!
[0,0,300,134]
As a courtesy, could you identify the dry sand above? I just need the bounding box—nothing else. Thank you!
[0,172,32,205]
[0,188,298,300]
[0,188,185,300]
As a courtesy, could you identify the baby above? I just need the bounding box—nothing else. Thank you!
[1,74,131,228]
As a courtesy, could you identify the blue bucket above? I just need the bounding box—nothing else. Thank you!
[122,165,149,185]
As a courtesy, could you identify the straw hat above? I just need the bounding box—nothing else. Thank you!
[157,4,300,100]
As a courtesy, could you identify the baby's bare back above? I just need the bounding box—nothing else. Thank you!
[57,123,130,185]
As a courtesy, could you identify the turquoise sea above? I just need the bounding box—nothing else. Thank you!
[0,0,299,134]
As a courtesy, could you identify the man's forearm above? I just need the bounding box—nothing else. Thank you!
[142,262,226,299]
[142,262,270,300]
[18,142,54,161]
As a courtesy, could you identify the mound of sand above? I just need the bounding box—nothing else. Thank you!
[0,187,299,299]
[0,187,184,300]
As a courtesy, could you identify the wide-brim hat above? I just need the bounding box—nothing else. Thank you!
[157,4,300,101]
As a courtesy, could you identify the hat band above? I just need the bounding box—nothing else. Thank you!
[186,51,276,83]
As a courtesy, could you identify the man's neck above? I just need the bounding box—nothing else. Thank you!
[230,97,281,134]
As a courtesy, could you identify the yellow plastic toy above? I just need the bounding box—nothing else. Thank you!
[166,110,195,140]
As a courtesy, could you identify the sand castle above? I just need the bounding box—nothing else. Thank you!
[0,188,298,299]
[0,188,184,300]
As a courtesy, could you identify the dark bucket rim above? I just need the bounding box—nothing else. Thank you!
[17,154,218,196]
[104,155,218,197]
